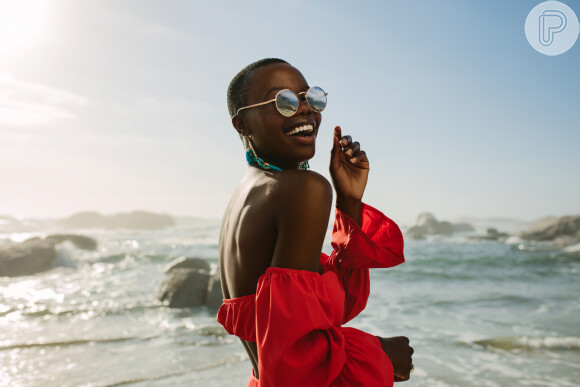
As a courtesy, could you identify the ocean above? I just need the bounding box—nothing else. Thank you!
[1,219,579,386]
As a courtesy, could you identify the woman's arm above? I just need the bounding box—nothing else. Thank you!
[319,201,405,323]
[336,197,362,227]
[270,170,332,272]
[256,171,396,386]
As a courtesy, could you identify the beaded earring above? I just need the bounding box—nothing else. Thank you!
[245,137,283,171]
[245,136,310,171]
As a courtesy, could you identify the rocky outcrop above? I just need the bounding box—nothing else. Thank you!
[519,215,580,242]
[0,234,97,277]
[43,234,98,250]
[157,268,211,307]
[406,212,475,239]
[205,275,223,309]
[163,255,210,273]
[58,210,175,230]
[467,228,510,241]
[0,239,56,277]
[157,257,222,309]
[453,223,476,232]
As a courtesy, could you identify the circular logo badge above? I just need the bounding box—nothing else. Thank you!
[525,1,579,55]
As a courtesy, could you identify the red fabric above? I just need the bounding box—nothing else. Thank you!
[321,202,406,323]
[218,293,256,341]
[248,369,259,386]
[216,202,405,386]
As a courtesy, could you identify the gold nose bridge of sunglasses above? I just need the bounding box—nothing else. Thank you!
[295,91,309,108]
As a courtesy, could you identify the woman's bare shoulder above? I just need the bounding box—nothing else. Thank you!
[269,169,332,199]
[268,170,333,271]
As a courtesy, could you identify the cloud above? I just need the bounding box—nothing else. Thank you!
[0,73,89,126]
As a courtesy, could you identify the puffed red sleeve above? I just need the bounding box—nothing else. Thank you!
[255,267,394,387]
[320,202,405,323]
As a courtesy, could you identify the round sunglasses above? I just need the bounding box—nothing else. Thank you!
[236,86,328,117]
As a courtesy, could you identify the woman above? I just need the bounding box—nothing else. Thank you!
[217,58,414,386]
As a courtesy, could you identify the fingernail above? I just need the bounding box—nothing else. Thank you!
[340,139,347,145]
[346,149,352,156]
[349,157,357,163]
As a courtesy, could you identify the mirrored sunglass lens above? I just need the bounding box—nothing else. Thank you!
[306,87,327,112]
[276,90,299,117]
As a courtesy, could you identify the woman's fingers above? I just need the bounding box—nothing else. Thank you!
[349,150,366,164]
[335,129,369,165]
[342,140,367,164]
[344,141,360,156]
[339,135,352,150]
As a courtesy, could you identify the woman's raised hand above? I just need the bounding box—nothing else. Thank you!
[329,126,370,203]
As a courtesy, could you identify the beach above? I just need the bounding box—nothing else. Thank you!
[1,220,579,386]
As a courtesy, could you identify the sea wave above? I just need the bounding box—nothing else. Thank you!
[473,336,580,351]
[0,334,159,351]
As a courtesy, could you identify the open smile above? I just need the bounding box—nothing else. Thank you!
[283,119,317,138]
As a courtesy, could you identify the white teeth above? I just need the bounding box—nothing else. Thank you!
[286,124,314,136]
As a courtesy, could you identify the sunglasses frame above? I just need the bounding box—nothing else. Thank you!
[235,86,328,117]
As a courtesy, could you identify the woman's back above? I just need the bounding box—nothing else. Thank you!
[218,167,333,379]
[218,167,277,379]
[219,167,280,299]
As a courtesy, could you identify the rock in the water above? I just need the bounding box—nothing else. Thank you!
[452,223,475,232]
[157,268,211,307]
[406,212,474,239]
[0,233,97,277]
[0,239,57,277]
[519,215,580,241]
[467,228,509,241]
[44,234,97,250]
[486,228,507,238]
[163,256,210,274]
[437,221,455,235]
[157,257,223,308]
[414,213,439,230]
[405,225,428,239]
[205,274,223,309]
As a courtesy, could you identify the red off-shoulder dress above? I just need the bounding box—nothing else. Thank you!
[217,202,405,386]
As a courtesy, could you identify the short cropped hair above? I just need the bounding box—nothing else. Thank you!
[227,58,290,149]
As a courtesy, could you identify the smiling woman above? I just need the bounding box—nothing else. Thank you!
[217,58,413,386]
[0,0,51,53]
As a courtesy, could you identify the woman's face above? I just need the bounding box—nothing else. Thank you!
[235,63,322,170]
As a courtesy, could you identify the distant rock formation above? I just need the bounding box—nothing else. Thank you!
[453,223,476,232]
[406,212,475,239]
[157,257,222,309]
[519,215,580,242]
[0,234,97,277]
[0,214,22,231]
[0,214,56,233]
[58,210,174,230]
[467,228,510,241]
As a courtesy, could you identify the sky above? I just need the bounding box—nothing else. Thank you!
[0,0,578,226]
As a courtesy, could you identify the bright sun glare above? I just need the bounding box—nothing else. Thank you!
[0,0,50,53]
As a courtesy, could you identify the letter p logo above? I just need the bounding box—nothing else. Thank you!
[526,1,579,55]
[539,10,567,46]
